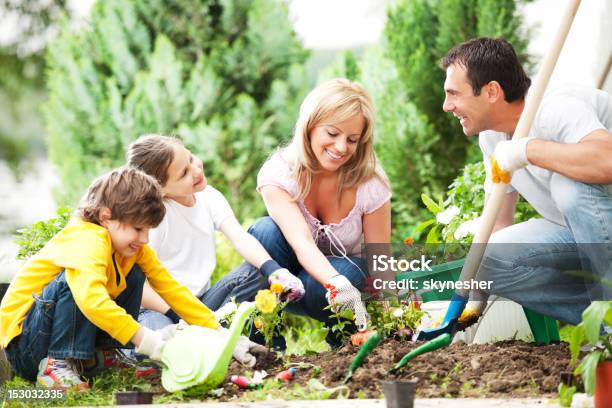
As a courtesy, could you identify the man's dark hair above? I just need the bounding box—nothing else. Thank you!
[442,37,531,102]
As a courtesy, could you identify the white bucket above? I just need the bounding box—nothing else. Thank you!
[420,297,534,344]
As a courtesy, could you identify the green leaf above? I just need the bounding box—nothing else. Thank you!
[582,301,610,344]
[569,323,585,365]
[558,382,576,407]
[578,351,603,395]
[426,224,441,244]
[413,219,435,234]
[421,194,442,214]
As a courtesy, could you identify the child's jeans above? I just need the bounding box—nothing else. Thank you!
[5,265,144,381]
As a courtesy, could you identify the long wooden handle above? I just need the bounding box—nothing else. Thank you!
[455,0,582,295]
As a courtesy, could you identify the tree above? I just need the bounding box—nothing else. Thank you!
[44,0,310,219]
[0,0,76,174]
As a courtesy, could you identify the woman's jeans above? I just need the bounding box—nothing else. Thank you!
[140,216,368,347]
[477,174,612,325]
[250,216,367,347]
[6,265,145,381]
[139,260,267,330]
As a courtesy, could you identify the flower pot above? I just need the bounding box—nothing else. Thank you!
[382,379,417,408]
[595,360,612,408]
[115,391,154,405]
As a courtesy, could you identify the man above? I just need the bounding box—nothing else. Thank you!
[442,37,612,325]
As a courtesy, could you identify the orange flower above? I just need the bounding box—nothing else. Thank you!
[254,317,264,330]
[404,236,414,245]
[491,158,511,184]
[270,283,284,294]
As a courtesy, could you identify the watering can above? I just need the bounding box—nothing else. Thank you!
[160,301,256,392]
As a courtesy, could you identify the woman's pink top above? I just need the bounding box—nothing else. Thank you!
[256,152,392,257]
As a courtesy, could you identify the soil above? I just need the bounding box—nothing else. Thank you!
[222,339,571,399]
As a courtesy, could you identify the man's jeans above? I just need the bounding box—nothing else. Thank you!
[139,260,267,330]
[6,266,144,381]
[478,174,612,325]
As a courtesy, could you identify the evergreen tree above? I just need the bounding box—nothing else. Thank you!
[44,0,309,219]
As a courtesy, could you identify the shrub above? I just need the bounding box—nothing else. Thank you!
[44,0,309,221]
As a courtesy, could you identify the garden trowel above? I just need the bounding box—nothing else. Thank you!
[160,301,256,392]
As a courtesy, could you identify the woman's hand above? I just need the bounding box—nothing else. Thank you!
[324,275,368,331]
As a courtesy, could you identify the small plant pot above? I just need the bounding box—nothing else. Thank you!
[115,391,154,405]
[595,360,612,408]
[0,283,9,303]
[382,379,417,408]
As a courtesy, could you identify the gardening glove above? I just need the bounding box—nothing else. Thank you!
[213,302,238,321]
[324,274,369,332]
[492,137,533,173]
[157,320,189,341]
[457,301,486,330]
[217,327,267,367]
[135,327,166,361]
[268,268,305,302]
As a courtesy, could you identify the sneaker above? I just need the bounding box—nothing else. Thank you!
[0,348,13,385]
[82,349,159,379]
[37,357,90,391]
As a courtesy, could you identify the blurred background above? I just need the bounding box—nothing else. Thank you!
[0,0,611,270]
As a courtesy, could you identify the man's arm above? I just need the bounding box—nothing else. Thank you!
[486,191,518,233]
[526,129,612,183]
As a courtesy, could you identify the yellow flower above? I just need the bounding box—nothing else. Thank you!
[254,317,264,330]
[270,283,284,294]
[255,289,277,313]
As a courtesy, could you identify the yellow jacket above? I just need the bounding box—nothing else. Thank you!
[0,218,219,348]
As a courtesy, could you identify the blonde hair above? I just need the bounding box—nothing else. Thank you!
[282,78,388,201]
[126,134,183,186]
[78,167,165,227]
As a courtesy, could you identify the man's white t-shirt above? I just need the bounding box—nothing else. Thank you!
[148,186,234,297]
[479,84,612,226]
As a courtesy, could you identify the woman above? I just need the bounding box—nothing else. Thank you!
[249,78,391,346]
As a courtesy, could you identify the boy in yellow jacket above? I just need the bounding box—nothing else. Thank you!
[0,167,219,390]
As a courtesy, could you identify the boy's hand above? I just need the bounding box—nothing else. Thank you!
[268,268,305,302]
[324,275,369,332]
[135,327,165,361]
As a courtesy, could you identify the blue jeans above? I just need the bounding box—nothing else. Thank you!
[478,174,612,325]
[139,261,267,330]
[245,217,367,347]
[6,266,144,381]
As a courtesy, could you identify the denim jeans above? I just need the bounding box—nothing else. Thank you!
[245,216,367,347]
[138,261,267,330]
[478,174,612,325]
[6,265,144,381]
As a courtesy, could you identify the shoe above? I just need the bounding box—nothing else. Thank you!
[37,357,90,391]
[0,348,13,385]
[82,349,159,379]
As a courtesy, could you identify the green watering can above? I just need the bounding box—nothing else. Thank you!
[160,301,255,392]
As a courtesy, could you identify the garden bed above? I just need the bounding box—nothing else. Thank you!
[221,339,570,400]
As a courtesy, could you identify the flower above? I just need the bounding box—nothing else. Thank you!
[454,217,481,240]
[391,308,404,318]
[403,236,414,245]
[255,289,277,313]
[435,205,459,225]
[270,283,284,294]
[254,317,264,330]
